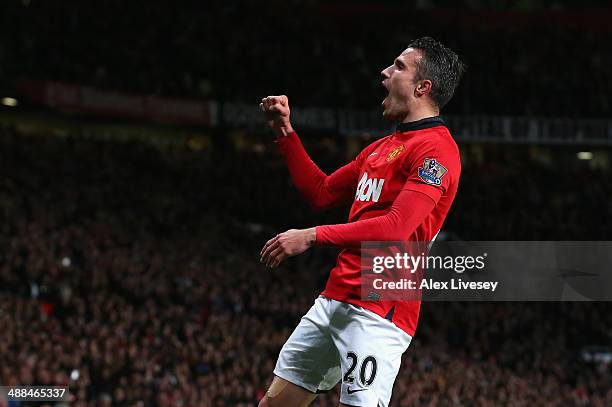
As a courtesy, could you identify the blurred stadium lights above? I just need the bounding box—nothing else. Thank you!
[61,257,72,268]
[1,97,18,107]
[577,151,594,160]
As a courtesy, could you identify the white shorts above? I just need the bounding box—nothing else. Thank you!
[273,296,412,407]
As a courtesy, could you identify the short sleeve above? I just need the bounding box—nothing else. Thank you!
[401,136,460,205]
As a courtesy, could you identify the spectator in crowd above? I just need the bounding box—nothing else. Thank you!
[0,126,610,406]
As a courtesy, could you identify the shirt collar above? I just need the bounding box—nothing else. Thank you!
[396,116,446,133]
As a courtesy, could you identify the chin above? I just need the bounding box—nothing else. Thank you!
[382,109,400,122]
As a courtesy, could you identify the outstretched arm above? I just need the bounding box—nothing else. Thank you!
[260,95,358,210]
[314,189,434,247]
[260,190,434,268]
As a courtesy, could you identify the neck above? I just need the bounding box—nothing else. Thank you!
[400,105,439,123]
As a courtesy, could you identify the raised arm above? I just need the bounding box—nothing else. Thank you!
[276,132,358,210]
[261,95,358,210]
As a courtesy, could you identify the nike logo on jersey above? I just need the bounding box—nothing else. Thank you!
[346,387,367,394]
[355,172,384,202]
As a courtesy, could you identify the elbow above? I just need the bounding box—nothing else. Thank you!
[382,214,413,241]
[378,225,410,242]
[306,186,337,212]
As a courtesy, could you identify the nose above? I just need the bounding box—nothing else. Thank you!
[381,65,391,79]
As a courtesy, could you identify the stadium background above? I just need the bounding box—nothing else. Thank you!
[0,0,611,406]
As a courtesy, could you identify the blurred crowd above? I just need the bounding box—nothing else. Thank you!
[1,1,611,118]
[1,125,611,406]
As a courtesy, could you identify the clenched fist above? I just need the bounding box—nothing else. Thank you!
[259,95,294,137]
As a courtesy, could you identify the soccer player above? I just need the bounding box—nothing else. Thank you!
[258,37,465,407]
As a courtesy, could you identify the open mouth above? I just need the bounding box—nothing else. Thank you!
[381,81,389,107]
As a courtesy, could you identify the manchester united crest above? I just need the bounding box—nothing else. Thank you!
[418,158,447,186]
[386,145,404,162]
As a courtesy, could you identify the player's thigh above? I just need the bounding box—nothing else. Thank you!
[273,296,342,393]
[258,376,317,407]
[332,303,412,407]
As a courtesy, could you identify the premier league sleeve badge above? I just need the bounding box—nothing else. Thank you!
[418,158,448,186]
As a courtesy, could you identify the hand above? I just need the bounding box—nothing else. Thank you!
[260,228,316,268]
[259,95,294,137]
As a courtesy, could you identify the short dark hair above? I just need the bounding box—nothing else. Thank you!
[408,37,466,110]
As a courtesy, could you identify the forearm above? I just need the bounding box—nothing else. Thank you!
[272,122,294,138]
[315,190,435,247]
[276,132,356,210]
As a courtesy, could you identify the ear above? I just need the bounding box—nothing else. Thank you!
[415,79,432,98]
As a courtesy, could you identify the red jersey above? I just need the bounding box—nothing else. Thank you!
[276,116,461,336]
